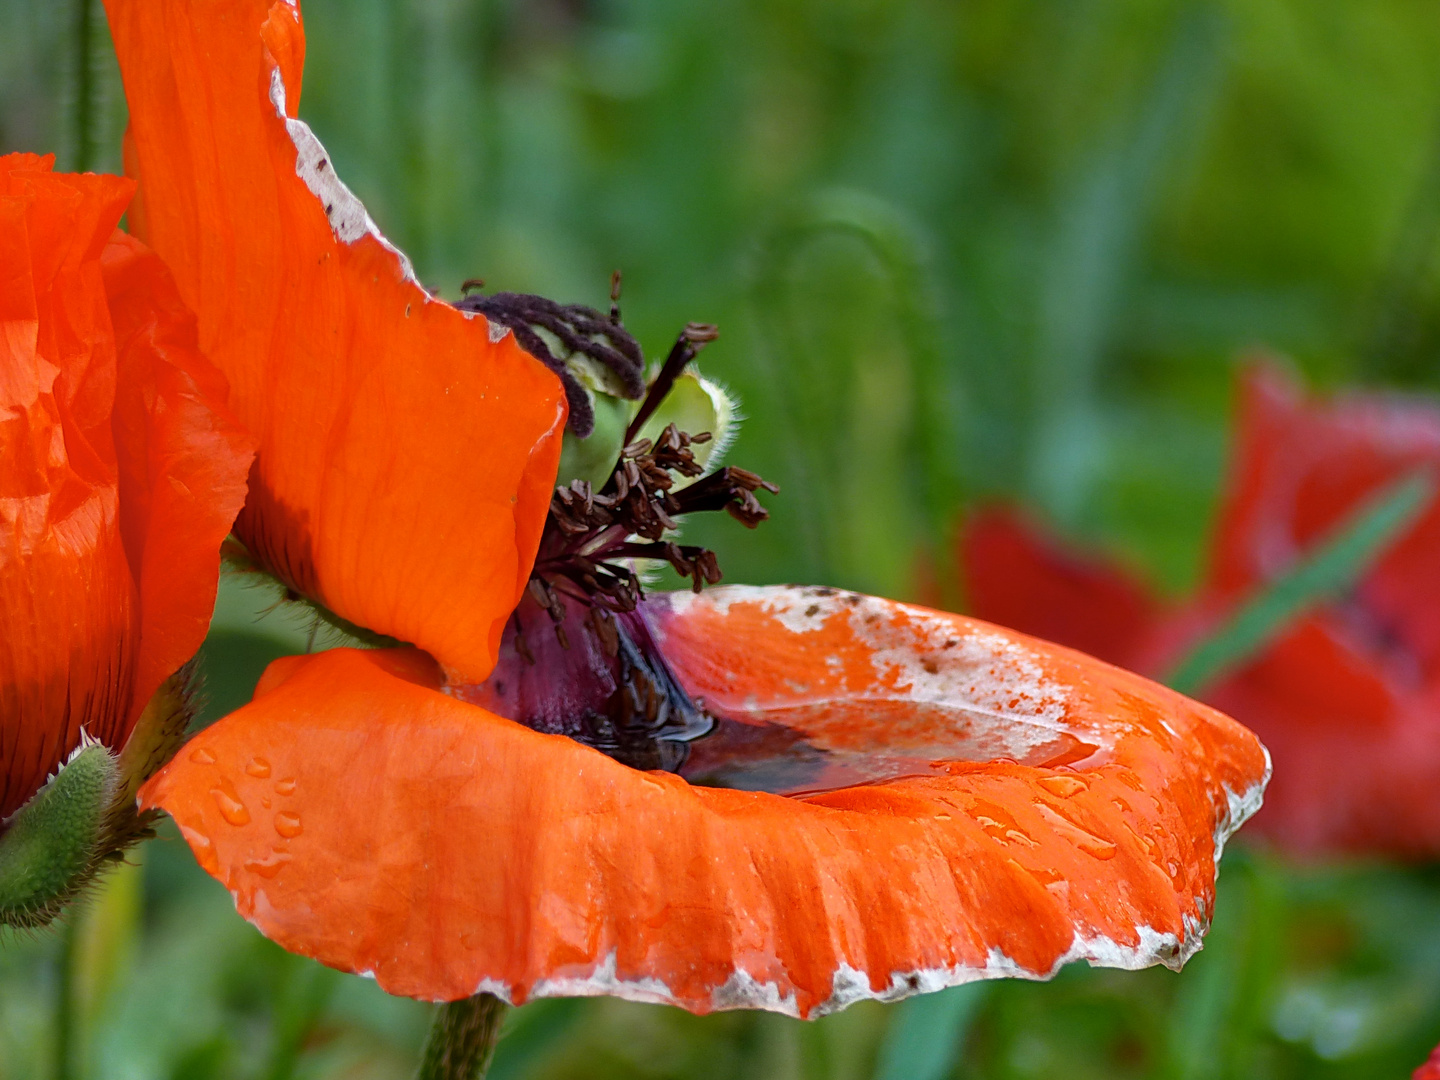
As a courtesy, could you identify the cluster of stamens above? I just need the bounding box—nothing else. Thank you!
[455,275,776,658]
[452,276,778,769]
[527,424,777,639]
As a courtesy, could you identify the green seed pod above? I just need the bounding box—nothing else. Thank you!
[556,389,634,490]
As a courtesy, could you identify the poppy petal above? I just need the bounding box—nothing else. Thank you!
[1413,1043,1440,1080]
[1,155,138,818]
[959,507,1165,672]
[102,231,254,729]
[1208,362,1440,673]
[141,589,1268,1017]
[1205,613,1440,856]
[104,0,567,682]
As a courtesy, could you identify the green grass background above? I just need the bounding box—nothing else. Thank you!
[6,0,1440,1076]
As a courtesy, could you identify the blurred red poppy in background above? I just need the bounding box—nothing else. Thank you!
[0,152,251,922]
[107,0,1269,1020]
[963,362,1440,858]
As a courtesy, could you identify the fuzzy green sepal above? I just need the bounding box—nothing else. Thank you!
[220,537,404,649]
[0,743,118,929]
[634,370,738,473]
[0,667,197,930]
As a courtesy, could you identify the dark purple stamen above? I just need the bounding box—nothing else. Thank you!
[623,323,719,446]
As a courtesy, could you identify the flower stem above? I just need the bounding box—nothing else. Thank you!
[416,993,508,1080]
[54,914,78,1080]
[72,0,95,172]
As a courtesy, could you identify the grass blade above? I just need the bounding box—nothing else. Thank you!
[874,983,988,1080]
[1167,469,1435,696]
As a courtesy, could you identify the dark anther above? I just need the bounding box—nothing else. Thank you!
[670,466,780,528]
[460,278,486,294]
[454,289,647,437]
[513,629,535,666]
[623,323,719,445]
[531,420,776,623]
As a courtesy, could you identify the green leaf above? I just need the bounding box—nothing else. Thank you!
[873,984,988,1080]
[1166,469,1436,696]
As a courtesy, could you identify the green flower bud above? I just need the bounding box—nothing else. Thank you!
[634,370,739,473]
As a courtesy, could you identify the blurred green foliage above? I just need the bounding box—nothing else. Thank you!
[5,0,1440,1076]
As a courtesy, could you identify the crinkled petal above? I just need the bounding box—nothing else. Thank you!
[0,154,137,818]
[140,587,1268,1017]
[102,231,254,728]
[105,0,566,682]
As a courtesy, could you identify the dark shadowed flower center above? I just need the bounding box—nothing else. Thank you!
[448,284,776,771]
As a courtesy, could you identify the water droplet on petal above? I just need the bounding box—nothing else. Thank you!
[274,811,303,839]
[274,778,297,796]
[934,812,952,821]
[210,780,250,826]
[245,757,272,779]
[243,853,291,879]
[1034,803,1117,860]
[1037,775,1088,798]
[190,747,216,764]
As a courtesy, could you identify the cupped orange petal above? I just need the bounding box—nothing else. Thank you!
[141,587,1268,1017]
[1,153,251,818]
[105,0,567,682]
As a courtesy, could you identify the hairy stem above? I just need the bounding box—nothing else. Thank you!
[73,0,95,172]
[416,993,508,1080]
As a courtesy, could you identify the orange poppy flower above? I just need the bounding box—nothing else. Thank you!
[962,362,1440,858]
[109,0,1269,1016]
[0,152,251,922]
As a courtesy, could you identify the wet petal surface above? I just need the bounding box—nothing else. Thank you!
[142,589,1269,1016]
